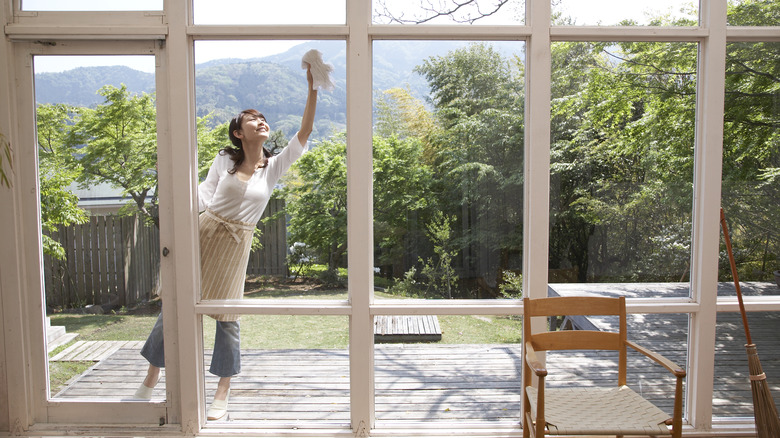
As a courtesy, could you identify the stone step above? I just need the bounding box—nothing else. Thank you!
[51,340,144,362]
[47,332,79,353]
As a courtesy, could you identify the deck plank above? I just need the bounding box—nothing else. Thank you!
[52,336,779,424]
[51,282,779,424]
[374,315,442,343]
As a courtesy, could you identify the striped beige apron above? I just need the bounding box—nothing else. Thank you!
[199,209,255,322]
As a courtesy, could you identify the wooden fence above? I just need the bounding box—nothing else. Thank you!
[246,198,287,276]
[44,199,287,309]
[43,214,159,310]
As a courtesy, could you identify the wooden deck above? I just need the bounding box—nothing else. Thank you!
[374,315,442,343]
[53,336,777,424]
[54,344,525,424]
[50,282,778,424]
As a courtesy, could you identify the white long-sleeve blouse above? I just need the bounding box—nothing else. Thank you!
[198,134,306,224]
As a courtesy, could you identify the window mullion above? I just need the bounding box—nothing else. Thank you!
[158,0,201,429]
[346,0,374,434]
[523,0,551,300]
[688,0,728,430]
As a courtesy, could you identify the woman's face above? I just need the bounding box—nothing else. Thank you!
[237,114,270,144]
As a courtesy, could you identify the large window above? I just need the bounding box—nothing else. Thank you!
[714,35,780,416]
[34,55,162,401]
[372,0,524,25]
[552,0,698,26]
[720,41,779,296]
[22,0,162,11]
[549,40,697,293]
[1,0,779,436]
[373,40,525,301]
[193,0,345,25]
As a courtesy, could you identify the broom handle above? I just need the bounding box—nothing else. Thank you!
[720,208,752,345]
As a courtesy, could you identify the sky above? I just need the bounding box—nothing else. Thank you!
[28,0,693,74]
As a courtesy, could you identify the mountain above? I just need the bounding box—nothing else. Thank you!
[35,65,156,107]
[33,40,519,140]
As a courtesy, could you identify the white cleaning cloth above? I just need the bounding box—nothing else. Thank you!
[301,49,335,92]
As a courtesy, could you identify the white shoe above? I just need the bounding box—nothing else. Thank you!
[207,391,230,421]
[133,383,154,400]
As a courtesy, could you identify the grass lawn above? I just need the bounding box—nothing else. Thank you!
[47,275,522,395]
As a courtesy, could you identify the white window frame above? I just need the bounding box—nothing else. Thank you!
[1,0,779,436]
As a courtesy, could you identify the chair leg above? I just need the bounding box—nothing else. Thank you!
[522,410,531,438]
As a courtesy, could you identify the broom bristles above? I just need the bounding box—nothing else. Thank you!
[746,344,780,438]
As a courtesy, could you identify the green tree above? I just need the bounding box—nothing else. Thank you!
[720,1,779,279]
[37,103,88,259]
[419,212,459,299]
[549,36,698,282]
[282,136,347,270]
[415,43,525,292]
[375,87,437,141]
[373,135,433,275]
[282,133,433,272]
[547,4,779,283]
[197,113,227,180]
[67,85,159,227]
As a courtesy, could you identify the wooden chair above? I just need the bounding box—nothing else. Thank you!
[522,296,686,438]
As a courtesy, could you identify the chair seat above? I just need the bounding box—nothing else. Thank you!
[526,385,671,436]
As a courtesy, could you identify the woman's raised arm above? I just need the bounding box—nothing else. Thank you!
[297,67,318,145]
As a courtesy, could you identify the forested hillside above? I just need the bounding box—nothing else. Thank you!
[33,40,514,140]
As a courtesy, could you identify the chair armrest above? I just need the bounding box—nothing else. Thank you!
[626,340,686,378]
[525,342,548,377]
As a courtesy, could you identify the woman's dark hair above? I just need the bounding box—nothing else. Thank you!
[220,109,272,175]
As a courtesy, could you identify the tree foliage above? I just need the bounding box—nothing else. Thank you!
[415,43,524,289]
[37,103,88,259]
[720,0,780,279]
[67,85,159,227]
[32,1,778,289]
[550,37,699,282]
[282,134,433,272]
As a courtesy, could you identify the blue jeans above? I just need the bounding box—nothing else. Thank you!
[140,312,241,377]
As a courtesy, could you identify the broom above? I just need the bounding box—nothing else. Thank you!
[720,207,780,438]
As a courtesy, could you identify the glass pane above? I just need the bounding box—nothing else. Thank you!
[544,313,689,419]
[23,0,162,11]
[553,0,698,26]
[373,0,525,25]
[195,40,347,301]
[727,0,780,26]
[374,314,522,425]
[201,315,349,425]
[713,312,780,417]
[193,0,345,25]
[373,41,524,300]
[549,41,697,297]
[720,42,779,295]
[36,55,163,400]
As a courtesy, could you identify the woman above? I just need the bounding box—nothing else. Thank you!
[134,65,318,421]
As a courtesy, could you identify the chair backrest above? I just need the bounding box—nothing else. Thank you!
[523,296,628,384]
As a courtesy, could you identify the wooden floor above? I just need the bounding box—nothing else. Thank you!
[54,344,525,425]
[53,337,778,425]
[52,281,779,424]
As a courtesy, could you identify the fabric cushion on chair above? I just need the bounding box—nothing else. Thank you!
[525,385,671,436]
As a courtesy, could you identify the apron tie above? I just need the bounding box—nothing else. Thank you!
[204,209,254,243]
